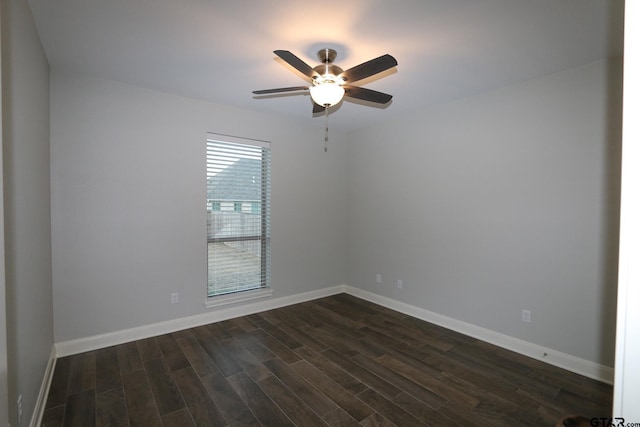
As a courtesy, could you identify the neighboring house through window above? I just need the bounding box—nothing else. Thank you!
[206,133,271,302]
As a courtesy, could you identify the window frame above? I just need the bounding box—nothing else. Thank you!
[205,133,272,307]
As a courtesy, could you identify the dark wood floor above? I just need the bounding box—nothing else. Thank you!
[42,293,612,427]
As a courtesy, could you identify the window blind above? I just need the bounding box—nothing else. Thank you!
[206,133,271,297]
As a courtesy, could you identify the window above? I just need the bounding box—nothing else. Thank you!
[206,133,271,300]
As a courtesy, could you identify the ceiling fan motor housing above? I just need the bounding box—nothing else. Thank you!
[313,48,343,80]
[313,64,343,79]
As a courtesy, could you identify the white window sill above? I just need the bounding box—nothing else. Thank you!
[204,287,273,308]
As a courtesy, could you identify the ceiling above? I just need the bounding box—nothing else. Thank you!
[27,0,624,132]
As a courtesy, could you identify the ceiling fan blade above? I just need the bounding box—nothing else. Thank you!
[312,102,325,114]
[340,54,397,83]
[343,85,393,104]
[274,50,318,79]
[253,86,309,95]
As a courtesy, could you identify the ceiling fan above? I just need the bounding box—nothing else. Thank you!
[253,48,398,113]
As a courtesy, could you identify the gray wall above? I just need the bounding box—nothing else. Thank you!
[50,71,349,342]
[51,59,622,370]
[0,8,7,422]
[1,0,54,424]
[346,59,622,366]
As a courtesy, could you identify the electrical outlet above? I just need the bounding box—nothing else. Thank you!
[376,274,382,283]
[171,292,179,304]
[396,279,403,289]
[521,309,531,323]
[17,394,23,425]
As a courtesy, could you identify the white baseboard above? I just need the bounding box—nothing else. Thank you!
[343,285,614,384]
[55,285,346,357]
[53,283,613,384]
[30,346,57,427]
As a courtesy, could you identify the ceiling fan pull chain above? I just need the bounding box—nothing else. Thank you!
[324,106,329,152]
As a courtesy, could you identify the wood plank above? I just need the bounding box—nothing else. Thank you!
[67,352,96,395]
[443,370,544,418]
[263,357,338,417]
[229,328,277,362]
[171,329,191,339]
[357,325,439,367]
[319,349,407,402]
[310,324,385,359]
[162,408,196,427]
[439,367,549,425]
[206,319,236,340]
[277,301,326,328]
[156,333,191,371]
[63,389,96,427]
[421,349,519,398]
[136,337,162,362]
[144,357,185,415]
[306,303,366,340]
[95,347,121,394]
[225,315,260,332]
[258,375,330,427]
[175,332,219,377]
[96,387,127,427]
[472,399,550,427]
[248,329,301,364]
[267,310,328,352]
[294,346,368,396]
[359,412,396,427]
[42,404,65,427]
[122,368,162,427]
[173,367,227,427]
[313,297,375,326]
[448,342,531,377]
[437,403,494,427]
[342,352,446,410]
[45,356,71,410]
[356,388,424,427]
[116,341,143,374]
[332,294,407,321]
[227,372,296,427]
[515,382,562,408]
[443,343,559,395]
[528,367,613,403]
[423,322,478,345]
[553,387,613,418]
[374,353,480,408]
[398,314,461,342]
[223,336,272,381]
[537,403,572,426]
[290,360,374,422]
[391,392,462,427]
[253,313,303,350]
[200,370,261,427]
[322,408,361,427]
[191,325,243,377]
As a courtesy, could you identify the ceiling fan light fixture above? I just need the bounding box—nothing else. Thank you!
[309,81,345,107]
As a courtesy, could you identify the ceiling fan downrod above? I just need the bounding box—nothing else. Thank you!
[324,106,329,152]
[318,48,337,64]
[317,49,338,152]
